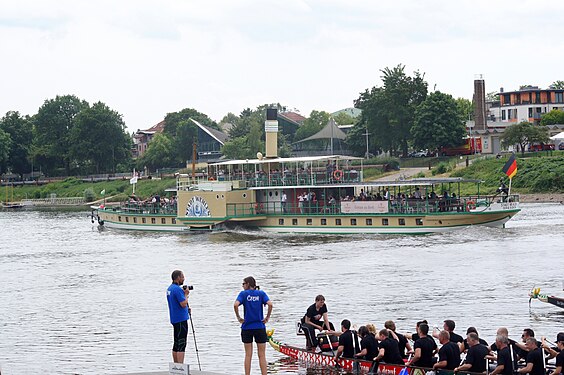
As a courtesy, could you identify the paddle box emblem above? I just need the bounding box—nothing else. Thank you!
[185,196,211,217]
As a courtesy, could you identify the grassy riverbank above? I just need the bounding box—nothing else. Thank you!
[450,154,564,194]
[3,154,562,203]
[3,177,176,203]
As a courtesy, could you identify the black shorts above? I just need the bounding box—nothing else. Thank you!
[172,321,188,352]
[241,328,268,344]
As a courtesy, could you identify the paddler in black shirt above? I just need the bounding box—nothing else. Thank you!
[455,332,490,373]
[301,295,334,349]
[375,329,404,365]
[491,335,514,375]
[335,319,359,361]
[434,330,461,370]
[517,338,545,375]
[407,323,437,369]
[355,326,378,361]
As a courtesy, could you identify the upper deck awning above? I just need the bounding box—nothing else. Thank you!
[209,155,363,167]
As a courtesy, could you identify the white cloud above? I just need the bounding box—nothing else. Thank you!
[1,0,564,130]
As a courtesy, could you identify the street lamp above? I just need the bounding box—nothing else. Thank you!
[363,126,370,159]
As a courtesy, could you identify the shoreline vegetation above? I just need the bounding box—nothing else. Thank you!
[2,154,562,206]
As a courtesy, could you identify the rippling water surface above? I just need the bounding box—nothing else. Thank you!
[1,203,563,375]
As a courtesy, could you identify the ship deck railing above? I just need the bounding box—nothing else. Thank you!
[212,171,361,188]
[226,194,519,217]
[105,202,177,215]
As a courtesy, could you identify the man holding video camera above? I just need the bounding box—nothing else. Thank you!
[167,269,191,363]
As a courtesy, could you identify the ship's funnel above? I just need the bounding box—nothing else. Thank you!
[265,108,278,158]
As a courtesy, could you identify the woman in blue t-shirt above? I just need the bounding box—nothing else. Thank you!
[234,276,273,375]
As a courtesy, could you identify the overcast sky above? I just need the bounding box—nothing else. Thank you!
[1,0,563,131]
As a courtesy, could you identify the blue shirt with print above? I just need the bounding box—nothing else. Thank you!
[236,289,270,330]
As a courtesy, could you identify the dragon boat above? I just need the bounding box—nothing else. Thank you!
[266,329,490,375]
[529,287,564,309]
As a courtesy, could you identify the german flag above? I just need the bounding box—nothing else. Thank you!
[502,154,517,179]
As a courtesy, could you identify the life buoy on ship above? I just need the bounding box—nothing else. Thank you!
[333,169,343,181]
[466,200,476,211]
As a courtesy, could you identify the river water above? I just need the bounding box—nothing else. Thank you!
[0,203,563,375]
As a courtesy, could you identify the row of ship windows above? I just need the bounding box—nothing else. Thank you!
[118,216,177,224]
[279,218,424,226]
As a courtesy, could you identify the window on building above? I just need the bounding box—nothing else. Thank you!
[416,218,423,226]
[161,218,166,224]
[133,217,137,223]
[503,94,510,103]
[535,92,541,103]
[278,219,284,225]
[366,218,373,225]
[292,218,298,225]
[382,218,389,226]
[151,218,156,224]
[528,108,533,118]
[336,218,342,226]
[556,93,563,103]
[142,218,146,224]
[502,110,506,120]
[351,218,357,225]
[321,218,327,225]
[125,217,129,223]
[172,218,176,224]
[306,218,313,225]
[399,218,406,226]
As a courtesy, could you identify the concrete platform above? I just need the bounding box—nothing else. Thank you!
[119,371,225,375]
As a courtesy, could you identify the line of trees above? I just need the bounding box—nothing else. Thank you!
[0,95,132,177]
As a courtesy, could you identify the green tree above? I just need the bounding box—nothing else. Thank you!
[69,102,131,174]
[163,108,217,165]
[501,121,549,156]
[294,110,331,141]
[540,109,564,126]
[136,133,174,171]
[411,91,467,151]
[333,112,355,125]
[0,111,33,175]
[221,136,251,159]
[486,91,499,102]
[0,128,12,174]
[354,64,428,156]
[549,81,564,89]
[455,98,473,121]
[33,95,89,175]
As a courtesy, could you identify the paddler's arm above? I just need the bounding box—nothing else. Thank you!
[305,315,323,331]
[490,363,505,375]
[374,347,385,362]
[335,345,344,361]
[517,362,533,374]
[455,363,472,373]
[321,312,330,330]
[234,300,244,324]
[263,300,273,324]
[407,347,421,366]
[354,348,367,358]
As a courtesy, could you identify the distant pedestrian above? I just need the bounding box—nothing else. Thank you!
[234,276,273,375]
[166,270,190,363]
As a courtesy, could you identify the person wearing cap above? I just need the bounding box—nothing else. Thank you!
[517,337,545,375]
[542,333,564,375]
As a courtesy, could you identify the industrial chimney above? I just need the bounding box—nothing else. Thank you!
[473,76,487,130]
[265,107,278,158]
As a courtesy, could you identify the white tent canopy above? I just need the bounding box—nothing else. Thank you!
[549,131,564,140]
